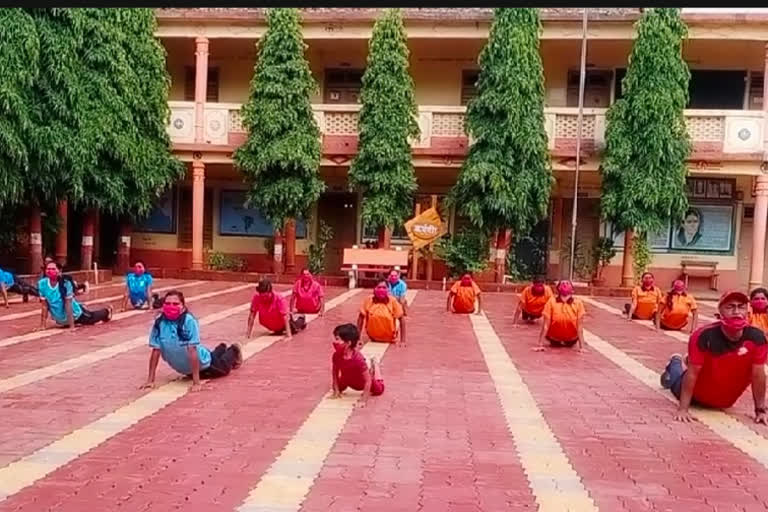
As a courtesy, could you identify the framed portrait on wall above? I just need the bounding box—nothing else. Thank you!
[219,190,307,238]
[135,187,176,234]
[670,203,734,252]
[602,222,671,251]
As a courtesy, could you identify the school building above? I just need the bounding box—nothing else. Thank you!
[43,8,768,290]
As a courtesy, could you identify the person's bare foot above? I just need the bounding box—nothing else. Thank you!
[105,305,113,322]
[232,342,244,369]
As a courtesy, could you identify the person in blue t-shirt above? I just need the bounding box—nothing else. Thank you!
[0,267,39,307]
[122,260,158,311]
[41,256,88,296]
[386,269,408,316]
[140,290,243,392]
[37,261,112,330]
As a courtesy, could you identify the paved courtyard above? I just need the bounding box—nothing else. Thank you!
[0,279,766,511]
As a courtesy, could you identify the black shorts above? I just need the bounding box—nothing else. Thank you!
[522,310,541,321]
[545,337,577,348]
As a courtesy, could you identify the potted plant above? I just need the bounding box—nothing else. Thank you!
[591,236,616,287]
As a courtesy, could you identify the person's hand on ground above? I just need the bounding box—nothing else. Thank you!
[532,346,546,352]
[139,381,155,390]
[674,409,694,423]
[755,412,768,425]
[190,383,203,393]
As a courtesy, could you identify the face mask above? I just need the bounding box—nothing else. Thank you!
[374,288,388,300]
[672,280,685,293]
[461,276,472,286]
[642,278,654,289]
[301,275,312,284]
[332,341,346,353]
[532,284,545,295]
[388,275,399,284]
[135,267,145,276]
[752,297,768,313]
[721,314,748,334]
[46,269,58,280]
[162,304,182,321]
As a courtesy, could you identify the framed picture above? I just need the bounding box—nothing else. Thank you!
[135,187,176,234]
[219,190,307,238]
[670,203,734,252]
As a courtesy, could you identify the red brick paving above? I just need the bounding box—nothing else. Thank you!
[483,295,768,511]
[2,288,768,511]
[0,287,349,511]
[300,292,537,512]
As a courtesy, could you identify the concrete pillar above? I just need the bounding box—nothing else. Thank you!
[191,160,205,270]
[273,229,283,275]
[621,229,634,287]
[284,219,296,274]
[81,209,96,271]
[55,200,68,267]
[194,37,209,143]
[495,229,512,283]
[377,227,391,249]
[750,175,768,289]
[117,221,132,273]
[28,206,43,274]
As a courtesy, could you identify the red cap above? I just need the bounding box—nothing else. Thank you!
[718,290,749,307]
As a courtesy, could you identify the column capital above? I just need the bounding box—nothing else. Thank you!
[195,37,209,50]
[192,160,205,180]
[756,174,768,196]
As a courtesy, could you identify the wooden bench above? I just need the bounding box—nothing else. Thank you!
[680,259,719,291]
[341,247,409,289]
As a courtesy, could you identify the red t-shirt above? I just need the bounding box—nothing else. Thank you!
[293,279,324,314]
[688,322,768,408]
[332,350,368,390]
[251,293,288,332]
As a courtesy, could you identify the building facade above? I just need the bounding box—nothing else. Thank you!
[125,8,768,290]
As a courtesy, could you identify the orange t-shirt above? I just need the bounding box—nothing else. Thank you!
[749,312,768,333]
[360,296,404,342]
[450,280,481,314]
[519,285,554,317]
[542,297,585,342]
[631,286,662,320]
[659,294,697,330]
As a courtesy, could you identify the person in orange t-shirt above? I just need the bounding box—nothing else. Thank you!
[535,280,585,352]
[513,276,553,324]
[656,280,698,332]
[625,272,663,321]
[447,273,482,314]
[358,281,406,345]
[749,287,768,333]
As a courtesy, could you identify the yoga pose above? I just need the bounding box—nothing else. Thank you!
[535,280,585,352]
[37,261,111,330]
[625,272,662,321]
[122,260,158,311]
[656,279,698,332]
[290,268,325,315]
[42,256,88,296]
[661,290,768,425]
[358,281,406,346]
[513,276,553,325]
[141,290,243,392]
[247,280,306,339]
[331,323,385,407]
[386,269,408,316]
[447,273,482,314]
[0,267,39,307]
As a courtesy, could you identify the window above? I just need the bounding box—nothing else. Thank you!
[749,72,764,110]
[461,70,480,105]
[219,190,307,238]
[324,68,363,104]
[688,70,746,109]
[567,69,612,108]
[184,67,219,102]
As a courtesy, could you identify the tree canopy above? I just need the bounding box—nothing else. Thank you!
[450,8,553,236]
[234,7,323,229]
[600,8,691,235]
[348,8,419,234]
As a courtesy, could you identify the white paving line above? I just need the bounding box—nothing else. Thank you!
[470,312,598,512]
[2,280,122,305]
[583,327,768,472]
[236,290,418,512]
[0,284,262,392]
[0,282,246,349]
[0,288,363,503]
[0,280,203,323]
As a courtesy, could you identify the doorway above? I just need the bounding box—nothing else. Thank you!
[317,192,357,275]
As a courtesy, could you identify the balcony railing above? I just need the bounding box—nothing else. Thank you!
[168,101,766,159]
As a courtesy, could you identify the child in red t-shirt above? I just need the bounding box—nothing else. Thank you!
[330,323,384,407]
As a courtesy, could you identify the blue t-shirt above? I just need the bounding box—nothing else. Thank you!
[126,272,154,306]
[38,277,83,325]
[387,279,407,300]
[0,269,14,287]
[148,313,211,375]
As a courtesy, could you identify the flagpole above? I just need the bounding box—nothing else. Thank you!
[568,7,589,281]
